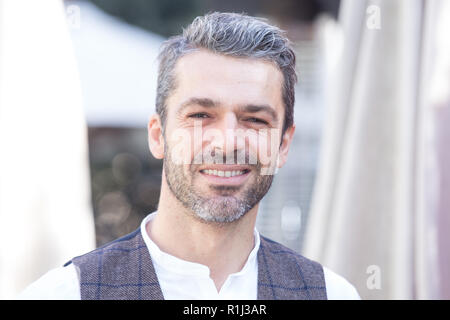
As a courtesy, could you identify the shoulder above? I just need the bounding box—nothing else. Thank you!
[17,264,80,300]
[69,228,143,268]
[258,236,360,300]
[259,236,324,273]
[323,267,361,300]
[258,236,327,299]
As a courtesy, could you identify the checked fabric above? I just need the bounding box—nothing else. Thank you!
[65,228,327,300]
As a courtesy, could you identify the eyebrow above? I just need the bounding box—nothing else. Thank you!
[178,97,278,123]
[178,97,218,114]
[239,104,278,123]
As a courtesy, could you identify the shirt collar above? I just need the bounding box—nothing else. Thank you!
[140,211,260,277]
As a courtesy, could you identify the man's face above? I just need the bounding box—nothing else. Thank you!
[161,50,288,224]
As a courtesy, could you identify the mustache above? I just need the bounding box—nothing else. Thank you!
[192,148,260,167]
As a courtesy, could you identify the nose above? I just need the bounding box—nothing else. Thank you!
[208,112,239,156]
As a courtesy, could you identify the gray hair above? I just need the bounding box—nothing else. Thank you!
[156,12,297,134]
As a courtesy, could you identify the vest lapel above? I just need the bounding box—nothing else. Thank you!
[257,237,276,299]
[135,231,165,300]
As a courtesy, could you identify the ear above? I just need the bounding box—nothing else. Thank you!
[277,124,295,169]
[148,114,165,159]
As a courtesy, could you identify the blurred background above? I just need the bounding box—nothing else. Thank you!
[0,0,449,300]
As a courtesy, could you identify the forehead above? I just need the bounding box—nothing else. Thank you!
[167,50,284,115]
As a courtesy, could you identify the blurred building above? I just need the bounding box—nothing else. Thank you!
[68,0,164,245]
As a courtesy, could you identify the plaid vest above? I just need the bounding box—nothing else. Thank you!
[65,228,327,300]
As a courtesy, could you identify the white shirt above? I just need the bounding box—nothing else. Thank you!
[18,212,361,300]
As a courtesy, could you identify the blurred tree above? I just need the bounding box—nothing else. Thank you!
[86,0,340,37]
[88,0,205,37]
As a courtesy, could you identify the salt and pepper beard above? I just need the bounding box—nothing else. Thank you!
[163,142,275,225]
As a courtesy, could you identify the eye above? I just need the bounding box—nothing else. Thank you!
[188,113,210,119]
[245,117,269,125]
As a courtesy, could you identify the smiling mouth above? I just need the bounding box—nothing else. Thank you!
[199,169,250,177]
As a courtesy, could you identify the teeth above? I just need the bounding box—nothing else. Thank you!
[201,169,246,177]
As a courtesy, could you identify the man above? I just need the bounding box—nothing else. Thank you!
[19,12,360,300]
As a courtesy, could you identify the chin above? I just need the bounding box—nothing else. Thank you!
[190,197,252,225]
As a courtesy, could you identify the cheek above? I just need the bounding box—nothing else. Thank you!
[245,133,259,161]
[166,128,195,166]
[256,129,280,167]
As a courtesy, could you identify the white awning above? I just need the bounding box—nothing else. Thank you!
[69,1,165,127]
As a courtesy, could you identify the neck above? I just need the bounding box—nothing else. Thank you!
[147,172,258,291]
